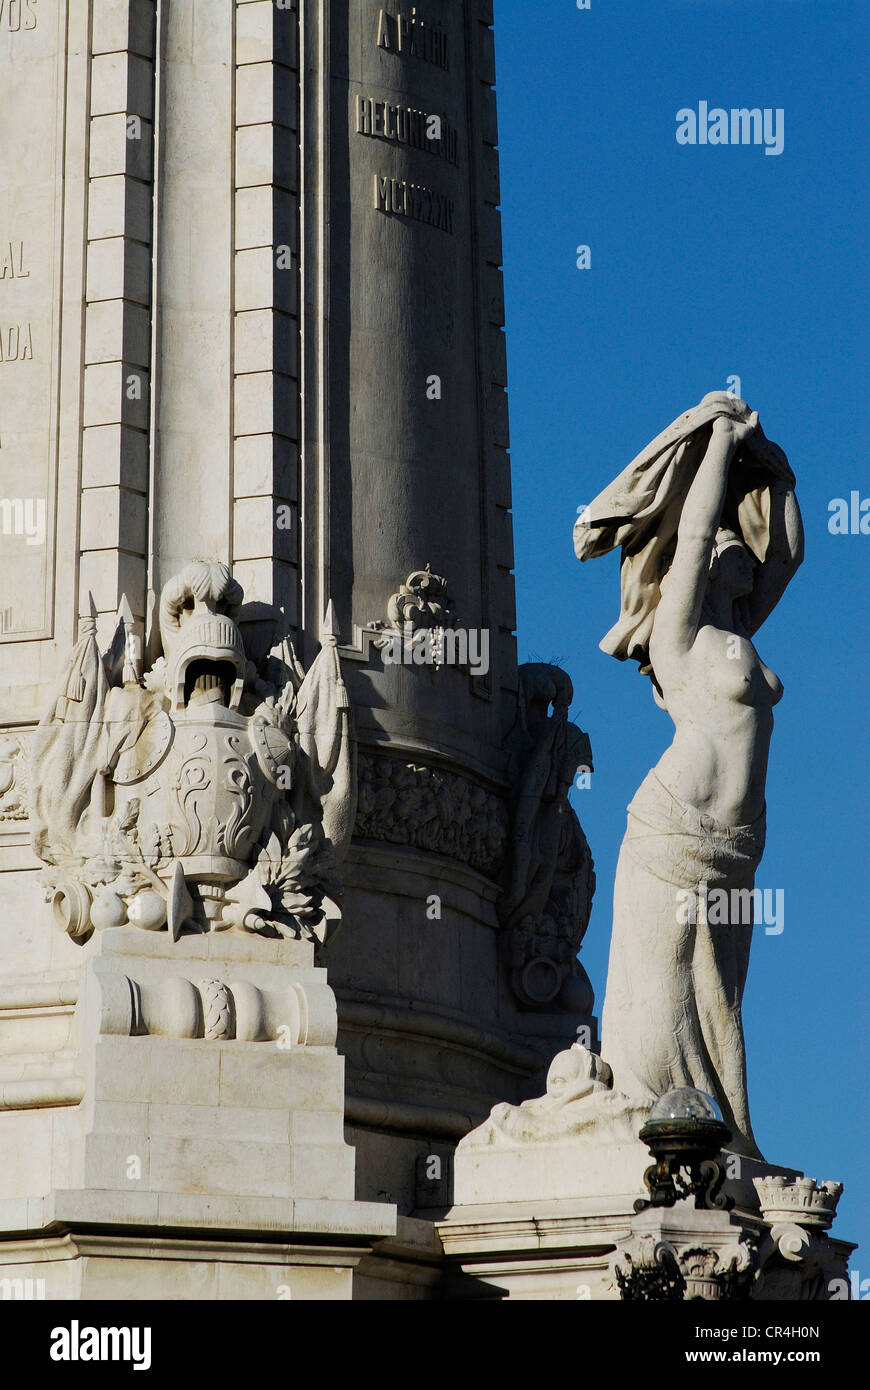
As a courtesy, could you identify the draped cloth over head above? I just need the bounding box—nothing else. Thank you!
[573,392,795,672]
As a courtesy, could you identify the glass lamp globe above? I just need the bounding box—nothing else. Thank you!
[646,1087,723,1126]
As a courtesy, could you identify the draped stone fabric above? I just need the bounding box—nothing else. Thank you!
[600,769,766,1157]
[291,631,356,863]
[573,391,794,673]
[30,619,109,866]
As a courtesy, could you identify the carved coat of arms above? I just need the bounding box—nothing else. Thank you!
[30,562,355,944]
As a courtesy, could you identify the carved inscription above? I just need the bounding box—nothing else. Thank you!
[0,322,33,360]
[356,96,458,165]
[0,0,37,31]
[376,8,448,70]
[0,0,60,640]
[0,240,29,277]
[374,174,454,235]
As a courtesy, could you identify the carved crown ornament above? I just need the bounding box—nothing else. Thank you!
[385,563,456,631]
[29,562,356,947]
[753,1176,843,1230]
[368,564,464,670]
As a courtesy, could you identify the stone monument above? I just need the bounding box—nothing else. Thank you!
[0,3,853,1302]
[0,1,596,1299]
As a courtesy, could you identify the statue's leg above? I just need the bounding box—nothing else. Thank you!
[601,841,718,1105]
[693,901,760,1157]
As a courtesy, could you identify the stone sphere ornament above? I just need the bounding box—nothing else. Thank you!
[89,890,128,931]
[126,892,168,932]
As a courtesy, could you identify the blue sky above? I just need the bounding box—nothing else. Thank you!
[495,0,869,1256]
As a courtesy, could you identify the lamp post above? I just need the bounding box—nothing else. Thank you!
[635,1087,734,1214]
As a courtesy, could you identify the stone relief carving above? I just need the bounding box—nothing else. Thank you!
[610,1176,846,1302]
[93,964,336,1046]
[751,1179,846,1301]
[499,663,595,1010]
[461,1043,620,1148]
[753,1175,843,1229]
[352,661,597,1011]
[355,752,508,877]
[0,732,28,821]
[367,564,465,670]
[612,1228,756,1302]
[30,561,356,946]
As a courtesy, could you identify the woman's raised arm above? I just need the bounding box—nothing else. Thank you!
[652,414,757,655]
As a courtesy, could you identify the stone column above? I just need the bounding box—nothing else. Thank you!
[0,1,597,1248]
[295,2,594,1207]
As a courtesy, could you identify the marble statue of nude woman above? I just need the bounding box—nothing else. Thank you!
[572,392,804,1156]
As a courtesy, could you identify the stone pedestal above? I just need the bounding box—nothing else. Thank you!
[0,927,394,1299]
[440,1132,854,1301]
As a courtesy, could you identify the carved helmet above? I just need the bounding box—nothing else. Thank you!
[159,561,246,711]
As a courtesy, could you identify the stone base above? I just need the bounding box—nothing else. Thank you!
[0,925,395,1299]
[438,1192,855,1302]
[0,1226,382,1301]
[442,1079,854,1301]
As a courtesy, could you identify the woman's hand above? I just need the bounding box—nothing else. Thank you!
[711,410,760,450]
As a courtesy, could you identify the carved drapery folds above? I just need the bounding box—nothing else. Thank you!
[499,663,596,1010]
[463,1044,615,1147]
[30,562,355,946]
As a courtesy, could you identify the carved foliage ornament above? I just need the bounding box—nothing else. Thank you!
[612,1230,756,1303]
